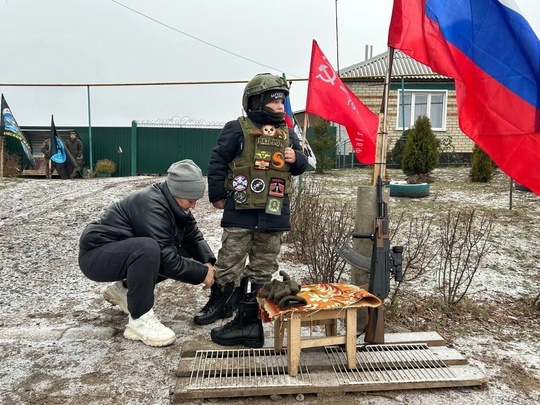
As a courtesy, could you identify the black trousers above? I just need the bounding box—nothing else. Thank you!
[79,237,185,319]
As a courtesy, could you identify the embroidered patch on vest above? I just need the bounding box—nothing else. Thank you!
[265,197,283,215]
[232,175,248,191]
[233,191,247,204]
[257,137,285,148]
[271,151,285,169]
[255,150,271,160]
[250,178,265,193]
[254,159,270,170]
[268,177,285,198]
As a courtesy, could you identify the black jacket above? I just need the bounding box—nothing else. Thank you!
[79,182,215,285]
[208,119,308,231]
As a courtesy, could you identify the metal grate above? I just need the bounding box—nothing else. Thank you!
[326,343,456,385]
[187,348,311,391]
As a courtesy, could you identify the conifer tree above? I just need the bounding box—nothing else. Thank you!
[402,115,439,183]
[470,144,494,183]
[309,118,336,174]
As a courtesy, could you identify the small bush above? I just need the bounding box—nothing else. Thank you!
[437,135,464,165]
[309,118,336,174]
[402,115,439,183]
[469,144,494,183]
[1,151,21,177]
[387,129,411,169]
[94,159,116,174]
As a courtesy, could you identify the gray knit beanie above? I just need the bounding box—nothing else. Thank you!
[166,159,205,200]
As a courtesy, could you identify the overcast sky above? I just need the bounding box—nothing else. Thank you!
[1,0,539,127]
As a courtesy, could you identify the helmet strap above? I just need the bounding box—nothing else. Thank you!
[247,94,264,112]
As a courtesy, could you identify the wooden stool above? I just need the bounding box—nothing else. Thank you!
[274,307,358,377]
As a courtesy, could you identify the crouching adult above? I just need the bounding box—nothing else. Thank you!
[79,159,215,347]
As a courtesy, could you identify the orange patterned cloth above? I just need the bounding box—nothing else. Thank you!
[257,283,382,322]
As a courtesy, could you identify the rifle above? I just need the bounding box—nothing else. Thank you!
[337,175,403,343]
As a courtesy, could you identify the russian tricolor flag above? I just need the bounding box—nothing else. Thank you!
[389,0,540,195]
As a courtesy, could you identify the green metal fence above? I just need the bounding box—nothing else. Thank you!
[7,123,221,176]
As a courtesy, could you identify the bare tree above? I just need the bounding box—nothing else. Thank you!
[388,214,440,308]
[437,208,494,306]
[287,177,355,283]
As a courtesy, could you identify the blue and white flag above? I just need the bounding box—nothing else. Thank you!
[1,94,36,168]
[49,115,78,179]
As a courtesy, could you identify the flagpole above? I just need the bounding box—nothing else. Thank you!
[373,47,395,185]
[0,92,3,180]
[295,112,310,208]
[302,114,309,155]
[334,0,340,74]
[0,135,4,180]
[283,73,309,158]
[87,86,94,172]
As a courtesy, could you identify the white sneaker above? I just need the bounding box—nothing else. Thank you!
[123,309,176,347]
[103,281,129,315]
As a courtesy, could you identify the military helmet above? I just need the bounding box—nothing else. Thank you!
[242,73,289,111]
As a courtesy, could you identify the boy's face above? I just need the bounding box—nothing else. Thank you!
[265,98,285,113]
[70,133,76,140]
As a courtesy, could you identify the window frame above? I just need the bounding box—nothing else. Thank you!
[395,89,448,131]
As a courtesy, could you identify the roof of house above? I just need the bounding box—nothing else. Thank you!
[339,49,449,80]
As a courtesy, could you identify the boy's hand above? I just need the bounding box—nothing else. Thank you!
[212,199,226,209]
[284,147,296,164]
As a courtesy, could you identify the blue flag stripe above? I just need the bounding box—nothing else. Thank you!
[426,0,540,108]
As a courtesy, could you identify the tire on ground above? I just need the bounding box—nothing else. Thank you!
[387,182,430,198]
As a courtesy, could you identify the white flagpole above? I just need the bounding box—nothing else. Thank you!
[302,114,309,154]
[373,46,395,184]
[0,135,4,180]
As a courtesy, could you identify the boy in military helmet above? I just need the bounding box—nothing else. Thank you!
[193,73,308,348]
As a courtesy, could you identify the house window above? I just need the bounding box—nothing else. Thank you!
[396,90,447,130]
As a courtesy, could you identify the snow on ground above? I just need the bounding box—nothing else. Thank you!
[0,167,539,404]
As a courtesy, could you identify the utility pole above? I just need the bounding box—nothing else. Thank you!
[334,0,340,75]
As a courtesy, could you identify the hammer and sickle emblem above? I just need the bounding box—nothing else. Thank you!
[316,64,336,86]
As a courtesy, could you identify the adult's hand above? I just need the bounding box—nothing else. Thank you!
[203,263,215,289]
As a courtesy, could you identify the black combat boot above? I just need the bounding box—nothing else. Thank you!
[210,293,264,348]
[193,282,235,325]
[223,277,249,318]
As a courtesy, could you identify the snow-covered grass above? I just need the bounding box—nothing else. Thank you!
[0,167,539,404]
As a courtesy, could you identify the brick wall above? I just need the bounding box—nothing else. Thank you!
[343,81,474,155]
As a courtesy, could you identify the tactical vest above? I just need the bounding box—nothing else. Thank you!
[226,117,293,214]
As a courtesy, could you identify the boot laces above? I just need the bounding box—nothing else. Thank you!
[200,295,221,312]
[221,314,242,332]
[143,313,166,329]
